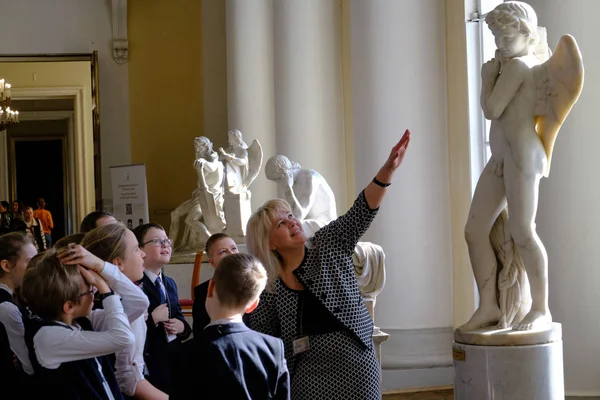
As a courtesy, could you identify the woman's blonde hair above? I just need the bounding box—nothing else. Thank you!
[81,222,128,263]
[245,198,291,291]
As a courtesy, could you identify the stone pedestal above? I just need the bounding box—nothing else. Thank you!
[223,191,252,242]
[363,297,389,381]
[373,327,389,366]
[453,323,564,400]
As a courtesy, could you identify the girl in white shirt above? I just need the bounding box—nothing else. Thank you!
[0,232,38,398]
[81,223,168,400]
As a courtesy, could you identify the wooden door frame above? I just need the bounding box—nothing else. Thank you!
[9,111,76,234]
[0,52,103,212]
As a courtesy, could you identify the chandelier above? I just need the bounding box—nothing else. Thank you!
[0,78,19,131]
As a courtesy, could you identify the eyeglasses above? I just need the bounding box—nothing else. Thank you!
[141,238,173,248]
[78,288,94,298]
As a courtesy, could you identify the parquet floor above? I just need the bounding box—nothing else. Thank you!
[382,388,600,400]
[383,387,453,400]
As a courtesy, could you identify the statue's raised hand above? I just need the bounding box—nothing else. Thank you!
[218,147,234,161]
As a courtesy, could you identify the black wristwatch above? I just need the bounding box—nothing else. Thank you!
[98,290,115,302]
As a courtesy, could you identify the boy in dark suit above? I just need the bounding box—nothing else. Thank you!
[172,253,290,400]
[133,223,192,395]
[192,233,239,337]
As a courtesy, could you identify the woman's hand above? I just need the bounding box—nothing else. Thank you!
[58,244,105,273]
[382,129,410,173]
[365,129,411,209]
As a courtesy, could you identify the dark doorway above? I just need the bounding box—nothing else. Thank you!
[14,139,66,242]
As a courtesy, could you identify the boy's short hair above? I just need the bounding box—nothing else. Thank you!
[80,210,114,233]
[205,232,232,257]
[212,253,267,309]
[132,222,165,246]
[54,233,86,250]
[20,251,83,321]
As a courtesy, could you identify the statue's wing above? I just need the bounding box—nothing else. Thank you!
[243,139,264,187]
[534,34,584,177]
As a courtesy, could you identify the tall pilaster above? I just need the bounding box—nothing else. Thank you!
[226,0,277,210]
[273,0,347,210]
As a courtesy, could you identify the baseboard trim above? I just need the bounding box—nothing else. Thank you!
[380,327,453,369]
[565,390,600,396]
[379,327,453,391]
[382,366,454,391]
[383,385,453,394]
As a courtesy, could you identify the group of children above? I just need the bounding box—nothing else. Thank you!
[0,213,290,399]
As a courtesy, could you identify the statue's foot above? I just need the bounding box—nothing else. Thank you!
[496,317,509,329]
[512,308,552,331]
[457,306,501,331]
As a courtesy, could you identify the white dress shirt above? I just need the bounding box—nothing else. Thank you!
[206,315,243,328]
[33,262,148,368]
[114,311,148,397]
[0,283,33,375]
[143,269,177,342]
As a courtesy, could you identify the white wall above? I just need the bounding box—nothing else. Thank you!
[0,0,130,202]
[521,0,600,395]
[350,1,452,387]
[351,0,451,330]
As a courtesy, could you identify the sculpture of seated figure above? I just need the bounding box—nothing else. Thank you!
[265,155,386,312]
[459,1,584,332]
[264,155,337,225]
[170,137,226,251]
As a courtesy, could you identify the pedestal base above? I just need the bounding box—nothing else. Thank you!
[170,244,249,264]
[223,191,252,241]
[453,323,564,400]
[373,327,389,383]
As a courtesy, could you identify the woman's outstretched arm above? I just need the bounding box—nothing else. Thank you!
[364,129,411,209]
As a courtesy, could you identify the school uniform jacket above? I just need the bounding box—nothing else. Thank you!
[141,272,191,394]
[171,321,290,400]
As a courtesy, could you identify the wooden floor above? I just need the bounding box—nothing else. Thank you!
[383,387,453,400]
[382,387,599,400]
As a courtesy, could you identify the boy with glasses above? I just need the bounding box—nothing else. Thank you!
[133,223,191,395]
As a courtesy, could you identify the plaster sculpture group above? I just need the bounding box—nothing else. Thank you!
[169,132,388,311]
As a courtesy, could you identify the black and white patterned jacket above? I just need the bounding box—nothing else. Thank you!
[248,191,379,363]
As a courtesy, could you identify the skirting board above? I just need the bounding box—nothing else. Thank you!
[565,391,600,397]
[378,328,600,395]
[380,327,454,391]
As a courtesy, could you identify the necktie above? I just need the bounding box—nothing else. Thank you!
[155,276,166,304]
